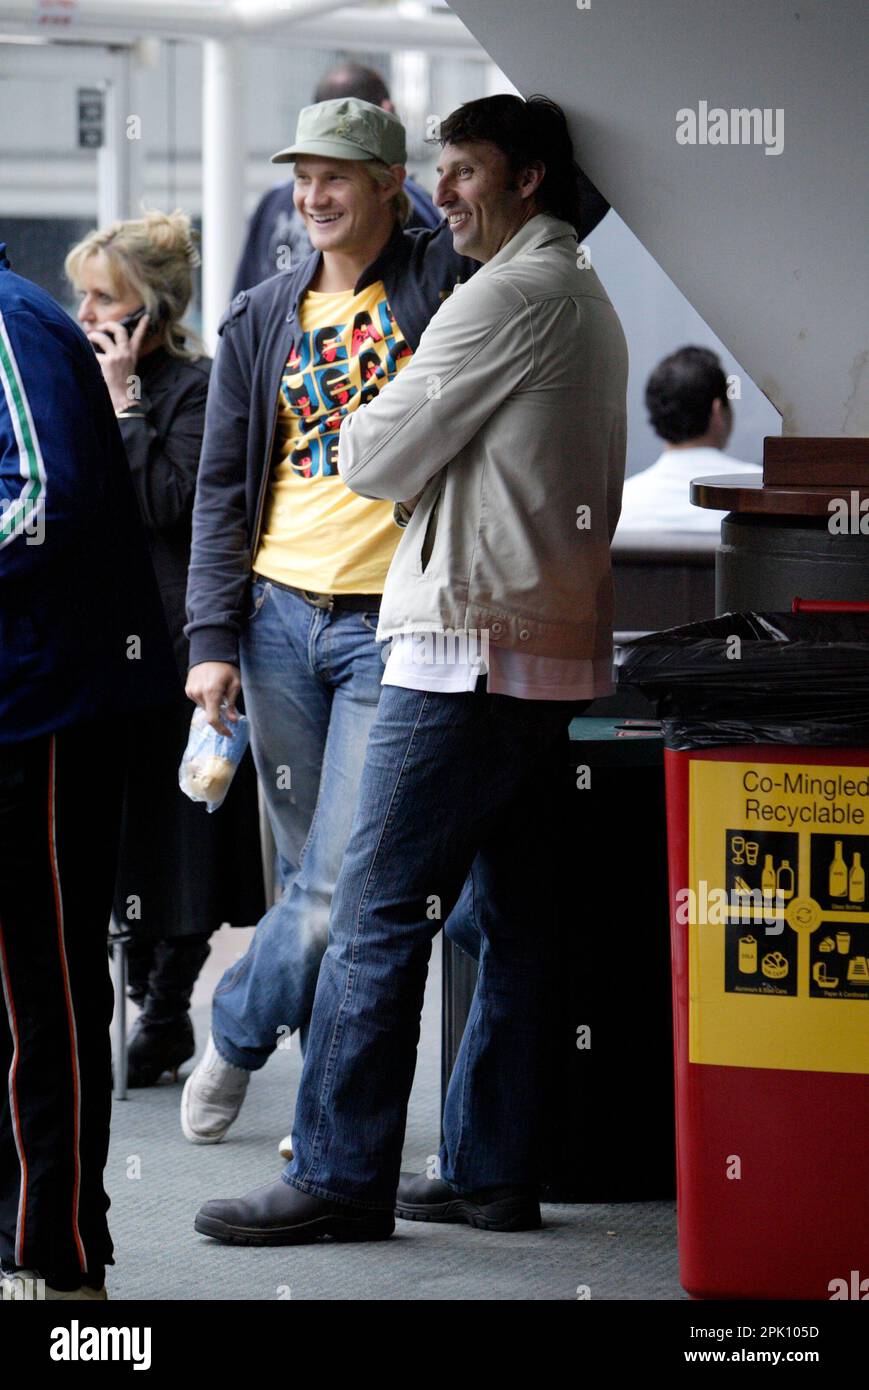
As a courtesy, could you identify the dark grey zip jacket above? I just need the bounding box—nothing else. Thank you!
[185,219,479,668]
[186,190,609,669]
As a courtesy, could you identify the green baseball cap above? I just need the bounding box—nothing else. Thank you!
[271,97,407,166]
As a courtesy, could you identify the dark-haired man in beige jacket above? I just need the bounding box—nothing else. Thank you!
[194,93,627,1247]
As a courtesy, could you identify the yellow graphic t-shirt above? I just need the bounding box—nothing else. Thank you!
[253,281,413,593]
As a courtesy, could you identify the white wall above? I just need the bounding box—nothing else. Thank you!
[589,211,780,473]
[451,0,869,438]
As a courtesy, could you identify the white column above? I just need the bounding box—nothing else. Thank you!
[97,48,143,225]
[202,36,245,352]
[392,0,431,160]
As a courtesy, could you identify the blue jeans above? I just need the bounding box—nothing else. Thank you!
[211,580,384,1070]
[283,681,580,1209]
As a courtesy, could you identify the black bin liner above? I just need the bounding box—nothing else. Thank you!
[616,611,869,750]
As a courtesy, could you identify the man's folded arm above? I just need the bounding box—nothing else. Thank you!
[338,283,532,502]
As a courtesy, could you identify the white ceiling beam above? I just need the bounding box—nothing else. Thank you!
[0,1,483,52]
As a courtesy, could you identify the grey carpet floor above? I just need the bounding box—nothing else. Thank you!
[106,930,684,1300]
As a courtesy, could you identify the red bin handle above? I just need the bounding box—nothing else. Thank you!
[792,598,869,613]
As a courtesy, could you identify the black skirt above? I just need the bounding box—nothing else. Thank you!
[113,699,265,940]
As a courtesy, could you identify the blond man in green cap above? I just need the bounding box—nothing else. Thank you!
[181,98,478,1146]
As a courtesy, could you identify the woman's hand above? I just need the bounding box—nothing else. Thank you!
[87,313,151,413]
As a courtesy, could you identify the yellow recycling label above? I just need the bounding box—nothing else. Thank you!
[686,758,869,1074]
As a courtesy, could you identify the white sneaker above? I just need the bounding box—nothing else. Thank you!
[45,1283,108,1301]
[180,1034,251,1144]
[1,1269,107,1301]
[278,1133,294,1161]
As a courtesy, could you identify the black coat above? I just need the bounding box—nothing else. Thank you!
[113,346,265,939]
[118,346,211,680]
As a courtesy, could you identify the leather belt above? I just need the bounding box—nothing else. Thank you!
[252,573,381,613]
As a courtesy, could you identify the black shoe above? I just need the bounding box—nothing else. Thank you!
[395,1171,542,1231]
[126,1013,195,1087]
[194,1178,395,1247]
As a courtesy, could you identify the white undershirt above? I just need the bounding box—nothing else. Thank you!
[381,632,614,701]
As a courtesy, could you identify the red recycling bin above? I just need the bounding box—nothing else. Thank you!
[665,742,869,1299]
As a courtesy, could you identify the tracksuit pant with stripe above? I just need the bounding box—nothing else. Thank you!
[0,721,124,1290]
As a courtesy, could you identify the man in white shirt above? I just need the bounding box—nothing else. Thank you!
[617,345,761,534]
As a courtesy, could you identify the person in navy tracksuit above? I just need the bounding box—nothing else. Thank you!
[0,244,175,1299]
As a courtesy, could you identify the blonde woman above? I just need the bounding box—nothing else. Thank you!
[66,211,264,1087]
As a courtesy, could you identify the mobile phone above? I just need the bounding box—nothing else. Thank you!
[92,304,150,353]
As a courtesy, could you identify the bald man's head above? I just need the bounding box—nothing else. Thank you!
[314,64,392,111]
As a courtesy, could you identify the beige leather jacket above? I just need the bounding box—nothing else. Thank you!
[338,212,628,661]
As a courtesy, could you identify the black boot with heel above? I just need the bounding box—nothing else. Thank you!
[127,1013,195,1087]
[125,934,211,1087]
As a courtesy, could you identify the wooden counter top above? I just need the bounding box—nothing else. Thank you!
[690,473,869,518]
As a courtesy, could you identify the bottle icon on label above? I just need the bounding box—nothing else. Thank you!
[849,851,865,904]
[761,854,776,898]
[776,859,794,900]
[829,840,848,898]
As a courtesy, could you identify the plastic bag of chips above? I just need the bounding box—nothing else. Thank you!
[179,705,250,812]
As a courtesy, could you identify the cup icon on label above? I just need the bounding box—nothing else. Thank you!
[730,836,745,865]
[744,841,759,866]
[836,932,851,955]
[738,935,757,973]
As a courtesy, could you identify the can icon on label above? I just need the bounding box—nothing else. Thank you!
[738,935,758,973]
